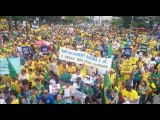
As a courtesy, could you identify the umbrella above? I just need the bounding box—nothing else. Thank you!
[35,40,47,46]
[134,27,146,30]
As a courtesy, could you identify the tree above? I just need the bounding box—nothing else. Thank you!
[111,17,123,27]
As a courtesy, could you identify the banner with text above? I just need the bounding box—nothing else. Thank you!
[59,47,112,71]
[0,57,20,75]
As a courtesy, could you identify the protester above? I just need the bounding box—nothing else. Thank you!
[1,21,160,104]
[9,89,19,104]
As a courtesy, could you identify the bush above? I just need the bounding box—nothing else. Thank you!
[132,21,146,27]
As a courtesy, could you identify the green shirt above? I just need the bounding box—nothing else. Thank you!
[151,72,158,85]
[81,85,94,96]
[35,84,45,95]
[71,100,82,104]
[54,100,67,104]
[61,73,70,82]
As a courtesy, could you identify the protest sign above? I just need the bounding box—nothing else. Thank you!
[123,48,132,57]
[49,84,60,95]
[140,44,148,52]
[41,46,49,55]
[0,57,20,75]
[121,60,132,72]
[59,47,112,71]
[85,53,112,71]
[21,46,30,55]
[0,58,9,74]
[59,47,85,64]
[72,90,87,100]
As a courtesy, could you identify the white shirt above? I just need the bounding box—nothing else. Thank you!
[50,79,56,85]
[83,78,94,86]
[149,61,156,68]
[73,83,80,90]
[50,62,58,73]
[17,46,22,53]
[142,57,151,67]
[19,74,29,81]
[71,74,83,83]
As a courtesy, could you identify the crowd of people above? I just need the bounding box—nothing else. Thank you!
[0,22,160,104]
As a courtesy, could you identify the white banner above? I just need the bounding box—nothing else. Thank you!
[72,90,87,100]
[59,47,112,71]
[59,47,85,64]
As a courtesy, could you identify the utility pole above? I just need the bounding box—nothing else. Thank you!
[131,16,134,29]
[26,16,29,40]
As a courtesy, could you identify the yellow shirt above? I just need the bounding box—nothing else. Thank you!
[149,40,156,49]
[11,80,21,94]
[132,65,137,71]
[58,64,65,76]
[11,99,19,104]
[130,57,138,65]
[29,73,36,83]
[124,73,131,81]
[109,73,116,85]
[147,81,157,96]
[153,51,157,58]
[142,72,150,81]
[80,67,88,78]
[67,66,76,76]
[157,64,160,72]
[123,90,138,100]
[138,62,143,69]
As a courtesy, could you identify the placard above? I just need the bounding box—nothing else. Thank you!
[41,46,49,55]
[21,46,30,55]
[123,48,132,57]
[72,90,87,100]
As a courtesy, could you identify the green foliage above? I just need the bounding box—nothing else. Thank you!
[111,18,123,26]
[132,21,146,27]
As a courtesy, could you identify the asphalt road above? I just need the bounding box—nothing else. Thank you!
[146,95,160,104]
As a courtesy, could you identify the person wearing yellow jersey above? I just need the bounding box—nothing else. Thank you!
[28,68,36,88]
[157,63,160,72]
[122,85,138,103]
[80,64,88,78]
[138,81,148,104]
[9,90,19,104]
[145,78,157,104]
[66,62,76,76]
[142,68,150,82]
[109,69,116,87]
[58,61,67,76]
[149,38,157,50]
[130,56,138,65]
[10,77,21,94]
[35,72,45,84]
[0,77,6,92]
[115,82,126,95]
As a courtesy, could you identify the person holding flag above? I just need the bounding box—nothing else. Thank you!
[102,72,112,104]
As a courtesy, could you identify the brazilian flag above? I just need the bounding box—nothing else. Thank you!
[57,43,60,51]
[7,58,17,79]
[102,73,111,104]
[107,42,113,58]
